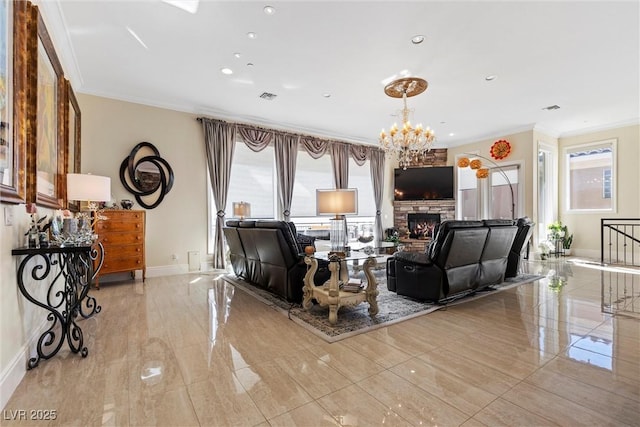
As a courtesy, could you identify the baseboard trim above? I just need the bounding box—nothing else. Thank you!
[0,317,49,410]
[0,348,26,410]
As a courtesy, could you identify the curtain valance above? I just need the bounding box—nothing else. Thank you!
[197,117,384,161]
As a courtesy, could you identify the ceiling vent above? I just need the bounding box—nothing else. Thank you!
[542,104,560,111]
[259,92,277,101]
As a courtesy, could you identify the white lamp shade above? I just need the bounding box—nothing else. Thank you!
[67,173,111,202]
[316,188,358,216]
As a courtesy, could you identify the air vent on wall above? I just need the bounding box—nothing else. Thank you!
[259,92,278,100]
[542,104,560,111]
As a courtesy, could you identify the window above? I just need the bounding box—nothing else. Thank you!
[457,155,479,220]
[347,158,376,217]
[456,154,522,220]
[566,140,615,211]
[537,144,557,243]
[290,151,333,217]
[347,158,375,240]
[289,153,376,241]
[225,142,275,218]
[209,141,378,252]
[489,165,519,220]
[603,169,612,199]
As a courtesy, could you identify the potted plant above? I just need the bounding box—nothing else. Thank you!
[383,232,399,254]
[547,221,564,240]
[547,221,573,256]
[562,232,573,255]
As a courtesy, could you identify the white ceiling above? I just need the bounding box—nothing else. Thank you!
[41,0,639,147]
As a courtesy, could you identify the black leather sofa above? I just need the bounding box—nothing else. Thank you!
[387,219,518,302]
[223,220,329,302]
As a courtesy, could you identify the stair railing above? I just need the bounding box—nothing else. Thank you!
[600,218,640,267]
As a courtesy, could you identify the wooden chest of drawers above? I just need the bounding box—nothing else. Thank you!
[95,210,145,287]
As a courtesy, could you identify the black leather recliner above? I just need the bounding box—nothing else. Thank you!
[505,217,534,278]
[223,220,330,302]
[387,219,518,302]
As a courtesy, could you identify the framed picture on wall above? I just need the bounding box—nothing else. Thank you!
[66,79,80,211]
[32,5,65,209]
[0,0,27,204]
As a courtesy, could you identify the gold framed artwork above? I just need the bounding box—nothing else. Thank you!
[0,0,28,203]
[31,5,65,209]
[66,79,81,211]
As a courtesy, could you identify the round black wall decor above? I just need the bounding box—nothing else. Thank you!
[120,142,174,209]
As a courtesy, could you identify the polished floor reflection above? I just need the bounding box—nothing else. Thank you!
[3,259,639,426]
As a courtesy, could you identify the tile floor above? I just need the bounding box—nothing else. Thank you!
[2,258,639,426]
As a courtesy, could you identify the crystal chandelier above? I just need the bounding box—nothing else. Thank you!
[379,77,436,169]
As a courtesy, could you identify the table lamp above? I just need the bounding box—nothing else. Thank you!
[316,188,358,253]
[67,173,112,210]
[232,201,251,220]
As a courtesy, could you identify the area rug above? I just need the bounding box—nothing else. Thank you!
[222,271,542,343]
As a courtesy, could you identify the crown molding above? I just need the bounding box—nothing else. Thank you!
[78,88,377,147]
[445,124,537,148]
[558,118,640,138]
[35,0,84,88]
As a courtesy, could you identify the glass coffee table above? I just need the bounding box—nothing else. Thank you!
[302,251,379,325]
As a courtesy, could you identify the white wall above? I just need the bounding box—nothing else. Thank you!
[0,94,210,409]
[78,94,210,273]
[558,124,640,259]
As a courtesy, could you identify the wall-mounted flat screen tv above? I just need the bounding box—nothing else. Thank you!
[394,166,454,201]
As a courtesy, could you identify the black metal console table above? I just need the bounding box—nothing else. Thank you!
[11,244,103,369]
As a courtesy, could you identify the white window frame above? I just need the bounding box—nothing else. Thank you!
[564,139,617,214]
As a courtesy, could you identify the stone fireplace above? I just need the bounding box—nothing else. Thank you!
[393,200,456,252]
[407,213,441,239]
[391,148,454,252]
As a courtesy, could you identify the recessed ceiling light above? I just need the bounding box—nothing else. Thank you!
[247,32,257,39]
[263,5,275,15]
[542,104,561,110]
[234,52,241,58]
[411,35,425,44]
[440,121,446,124]
[449,133,455,137]
[485,75,497,81]
[322,93,331,98]
[220,67,233,75]
[247,63,254,67]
